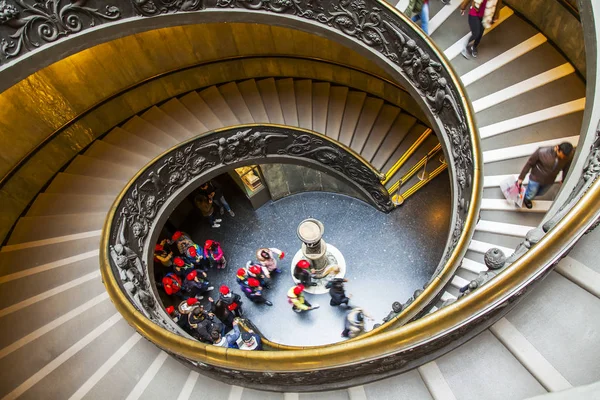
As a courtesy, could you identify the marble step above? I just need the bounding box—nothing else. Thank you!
[325,86,349,141]
[238,79,270,124]
[349,97,384,154]
[122,115,178,149]
[179,91,224,130]
[312,81,331,134]
[370,113,417,169]
[45,173,124,196]
[198,85,240,127]
[160,98,208,135]
[360,105,401,161]
[142,105,193,142]
[64,155,137,182]
[294,79,313,130]
[84,140,150,170]
[218,82,255,124]
[103,127,164,159]
[275,78,299,127]
[338,91,367,146]
[7,213,106,245]
[26,193,116,217]
[257,78,285,125]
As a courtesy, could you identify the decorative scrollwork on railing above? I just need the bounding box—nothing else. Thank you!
[108,126,392,330]
[0,0,120,59]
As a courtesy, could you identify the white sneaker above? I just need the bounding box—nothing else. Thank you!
[207,286,214,291]
[311,304,320,310]
[211,223,221,228]
[195,295,204,300]
[215,219,222,223]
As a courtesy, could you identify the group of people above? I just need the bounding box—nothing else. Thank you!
[155,231,226,301]
[403,0,503,61]
[166,289,262,350]
[155,231,264,349]
[156,228,378,345]
[235,248,286,306]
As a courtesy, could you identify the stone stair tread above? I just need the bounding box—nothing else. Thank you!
[325,86,349,141]
[8,213,107,245]
[238,79,270,123]
[26,193,116,217]
[179,91,224,130]
[371,113,417,170]
[218,82,255,124]
[312,81,330,134]
[64,155,137,182]
[294,79,313,130]
[256,78,285,125]
[103,127,164,159]
[198,86,240,127]
[84,140,149,170]
[360,105,401,161]
[338,91,367,147]
[121,115,178,149]
[45,173,124,196]
[275,78,299,127]
[159,98,208,135]
[142,106,193,141]
[349,97,384,154]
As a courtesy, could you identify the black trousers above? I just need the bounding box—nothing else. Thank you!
[467,15,484,49]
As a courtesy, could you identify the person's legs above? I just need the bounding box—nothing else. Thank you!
[472,17,484,50]
[524,180,541,201]
[523,180,542,209]
[420,3,429,35]
[213,195,234,216]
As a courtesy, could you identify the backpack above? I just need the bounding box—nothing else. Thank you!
[405,0,424,15]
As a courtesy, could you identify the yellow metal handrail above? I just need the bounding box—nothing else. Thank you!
[382,128,433,185]
[387,143,442,193]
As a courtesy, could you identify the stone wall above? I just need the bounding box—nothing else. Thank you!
[261,164,370,203]
[505,0,585,78]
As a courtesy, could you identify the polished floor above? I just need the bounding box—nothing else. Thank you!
[170,173,451,346]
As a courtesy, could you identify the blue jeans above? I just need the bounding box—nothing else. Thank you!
[212,195,231,212]
[525,180,551,201]
[411,3,429,35]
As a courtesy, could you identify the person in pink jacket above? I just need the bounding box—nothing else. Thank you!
[204,240,226,269]
[256,247,285,273]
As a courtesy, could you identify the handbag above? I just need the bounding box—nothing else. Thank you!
[500,175,525,207]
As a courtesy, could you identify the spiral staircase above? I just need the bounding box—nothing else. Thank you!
[0,0,599,398]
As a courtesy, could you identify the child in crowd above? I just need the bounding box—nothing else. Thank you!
[204,240,226,269]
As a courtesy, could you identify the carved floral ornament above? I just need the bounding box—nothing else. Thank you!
[108,127,393,329]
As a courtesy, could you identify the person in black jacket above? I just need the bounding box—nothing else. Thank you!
[197,180,235,217]
[326,278,351,307]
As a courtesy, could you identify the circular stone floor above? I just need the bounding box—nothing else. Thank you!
[178,177,450,346]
